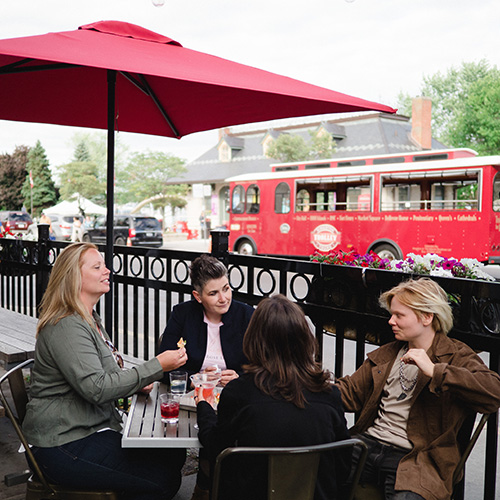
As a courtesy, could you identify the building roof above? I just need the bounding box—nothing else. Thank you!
[166,112,447,185]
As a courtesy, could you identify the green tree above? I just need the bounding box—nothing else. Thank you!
[266,134,310,162]
[266,132,336,162]
[73,140,92,162]
[0,145,30,210]
[57,160,105,202]
[309,131,336,159]
[119,151,188,228]
[396,60,500,154]
[68,132,129,205]
[21,141,58,216]
[447,71,500,155]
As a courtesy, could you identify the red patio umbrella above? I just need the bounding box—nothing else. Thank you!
[0,20,396,330]
[0,21,395,137]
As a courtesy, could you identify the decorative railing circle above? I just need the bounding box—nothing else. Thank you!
[174,260,190,283]
[151,257,165,280]
[47,248,57,266]
[289,273,311,302]
[256,268,276,296]
[113,253,123,274]
[130,255,143,277]
[228,265,245,291]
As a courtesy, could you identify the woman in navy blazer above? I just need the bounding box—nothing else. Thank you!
[158,255,254,384]
[159,297,254,379]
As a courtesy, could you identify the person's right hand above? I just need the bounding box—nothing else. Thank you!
[156,347,187,372]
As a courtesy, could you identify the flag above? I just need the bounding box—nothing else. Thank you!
[29,170,33,189]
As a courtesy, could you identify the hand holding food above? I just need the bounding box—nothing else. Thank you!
[156,347,187,372]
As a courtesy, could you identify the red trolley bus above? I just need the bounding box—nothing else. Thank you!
[227,149,500,263]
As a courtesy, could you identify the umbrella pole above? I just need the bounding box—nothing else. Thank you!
[104,70,116,339]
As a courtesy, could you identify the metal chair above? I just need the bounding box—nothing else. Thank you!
[352,412,490,500]
[0,359,118,500]
[212,437,368,500]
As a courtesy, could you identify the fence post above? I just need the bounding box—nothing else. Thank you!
[210,229,229,267]
[35,223,51,314]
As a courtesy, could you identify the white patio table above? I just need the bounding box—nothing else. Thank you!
[122,381,200,448]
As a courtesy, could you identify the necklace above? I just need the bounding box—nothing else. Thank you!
[397,346,418,401]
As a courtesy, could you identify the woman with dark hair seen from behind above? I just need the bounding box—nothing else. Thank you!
[22,243,188,500]
[195,294,351,500]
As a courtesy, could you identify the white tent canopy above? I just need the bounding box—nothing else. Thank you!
[44,194,106,216]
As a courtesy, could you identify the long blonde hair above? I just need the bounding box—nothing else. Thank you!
[37,242,99,336]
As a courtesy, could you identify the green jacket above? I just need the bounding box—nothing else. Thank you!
[23,313,162,447]
[337,334,500,500]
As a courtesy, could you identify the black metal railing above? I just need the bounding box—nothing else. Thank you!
[0,228,499,499]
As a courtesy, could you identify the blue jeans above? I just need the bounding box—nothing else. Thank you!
[351,434,424,500]
[31,430,186,500]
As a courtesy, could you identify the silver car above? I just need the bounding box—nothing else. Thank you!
[28,214,83,241]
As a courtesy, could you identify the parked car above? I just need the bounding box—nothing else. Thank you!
[81,215,163,248]
[0,211,33,234]
[27,214,84,241]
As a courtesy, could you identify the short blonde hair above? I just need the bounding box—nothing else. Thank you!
[379,278,453,335]
[37,243,99,335]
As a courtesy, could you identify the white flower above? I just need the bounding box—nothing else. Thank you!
[429,268,453,278]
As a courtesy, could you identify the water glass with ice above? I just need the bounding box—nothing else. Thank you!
[169,370,187,394]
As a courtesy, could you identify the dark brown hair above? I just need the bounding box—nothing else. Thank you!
[243,294,332,408]
[189,254,228,293]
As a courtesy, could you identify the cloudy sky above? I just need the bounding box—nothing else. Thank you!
[0,0,498,168]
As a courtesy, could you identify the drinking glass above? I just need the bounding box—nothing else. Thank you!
[160,393,180,424]
[169,370,188,394]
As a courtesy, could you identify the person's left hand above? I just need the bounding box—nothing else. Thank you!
[219,369,238,387]
[140,383,154,394]
[401,348,435,378]
[194,386,216,407]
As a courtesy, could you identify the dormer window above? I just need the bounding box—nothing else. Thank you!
[218,136,244,162]
[219,142,231,162]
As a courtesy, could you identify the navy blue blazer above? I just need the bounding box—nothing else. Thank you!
[158,299,254,377]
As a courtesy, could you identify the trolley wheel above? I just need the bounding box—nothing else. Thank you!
[82,233,91,243]
[236,239,256,255]
[372,243,401,261]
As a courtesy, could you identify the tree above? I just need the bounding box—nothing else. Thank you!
[0,145,30,210]
[73,140,92,162]
[68,132,129,205]
[309,131,336,159]
[57,141,105,201]
[397,60,500,154]
[119,151,188,228]
[21,141,58,216]
[266,131,336,162]
[57,160,105,201]
[447,71,500,155]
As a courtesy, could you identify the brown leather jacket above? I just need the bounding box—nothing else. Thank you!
[337,334,500,500]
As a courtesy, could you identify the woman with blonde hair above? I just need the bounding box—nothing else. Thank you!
[195,294,350,500]
[23,242,188,500]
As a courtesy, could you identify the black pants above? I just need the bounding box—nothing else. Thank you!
[32,430,186,500]
[350,434,424,500]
